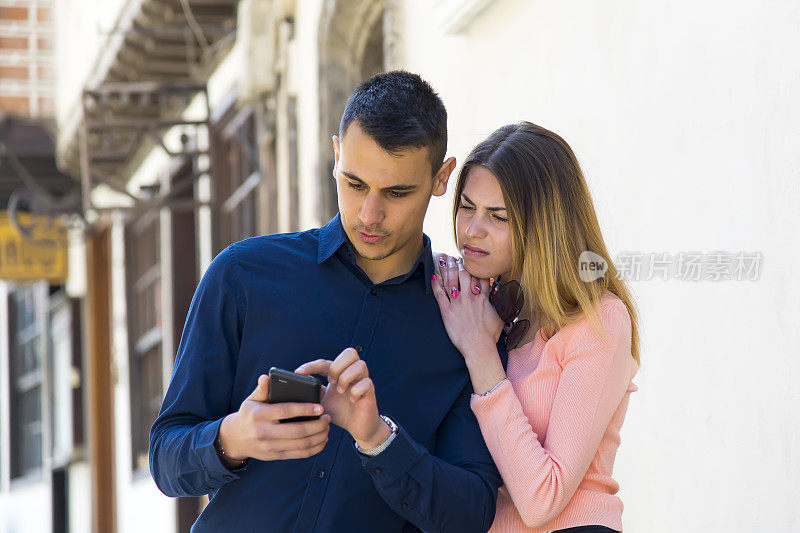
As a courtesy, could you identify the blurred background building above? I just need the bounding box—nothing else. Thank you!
[1,0,798,532]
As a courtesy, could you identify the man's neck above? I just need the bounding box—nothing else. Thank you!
[353,234,425,285]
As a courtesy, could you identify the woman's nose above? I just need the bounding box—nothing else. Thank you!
[465,217,487,239]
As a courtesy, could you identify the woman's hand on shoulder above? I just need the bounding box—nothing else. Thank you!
[432,251,460,298]
[431,254,504,357]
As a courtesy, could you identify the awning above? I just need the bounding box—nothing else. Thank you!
[0,116,79,216]
[59,0,239,185]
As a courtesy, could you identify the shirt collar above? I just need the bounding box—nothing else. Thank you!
[317,213,350,264]
[317,213,434,294]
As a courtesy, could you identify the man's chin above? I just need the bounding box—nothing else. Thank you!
[352,243,394,262]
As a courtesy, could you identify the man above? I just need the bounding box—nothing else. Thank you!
[150,71,502,532]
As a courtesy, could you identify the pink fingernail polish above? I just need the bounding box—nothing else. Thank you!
[451,288,458,298]
[473,285,480,294]
[432,274,437,281]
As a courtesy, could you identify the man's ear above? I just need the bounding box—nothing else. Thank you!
[432,156,457,197]
[332,135,340,179]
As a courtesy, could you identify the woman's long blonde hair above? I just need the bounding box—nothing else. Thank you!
[453,122,640,365]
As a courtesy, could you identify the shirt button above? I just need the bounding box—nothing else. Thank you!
[373,467,382,475]
[370,287,377,296]
[354,345,363,353]
[401,502,409,509]
[316,470,325,478]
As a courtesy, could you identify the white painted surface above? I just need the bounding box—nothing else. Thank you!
[67,462,91,533]
[0,479,50,533]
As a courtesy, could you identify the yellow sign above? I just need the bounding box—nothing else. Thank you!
[0,211,68,282]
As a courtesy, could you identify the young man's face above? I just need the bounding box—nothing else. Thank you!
[333,121,452,268]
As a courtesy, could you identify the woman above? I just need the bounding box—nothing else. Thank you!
[432,122,640,533]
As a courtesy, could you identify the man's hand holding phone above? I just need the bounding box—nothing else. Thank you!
[295,348,392,451]
[217,374,331,467]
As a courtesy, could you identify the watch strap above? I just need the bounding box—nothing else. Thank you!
[355,415,398,456]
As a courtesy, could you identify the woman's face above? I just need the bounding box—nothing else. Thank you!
[456,166,514,280]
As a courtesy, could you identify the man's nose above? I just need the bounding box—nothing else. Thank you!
[359,194,385,227]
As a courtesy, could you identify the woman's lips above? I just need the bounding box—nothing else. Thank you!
[358,231,385,244]
[462,245,489,258]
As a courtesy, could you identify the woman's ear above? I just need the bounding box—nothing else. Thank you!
[432,156,457,197]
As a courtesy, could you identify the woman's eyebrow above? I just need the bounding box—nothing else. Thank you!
[461,193,506,212]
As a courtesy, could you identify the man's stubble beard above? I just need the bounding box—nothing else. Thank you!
[351,239,398,262]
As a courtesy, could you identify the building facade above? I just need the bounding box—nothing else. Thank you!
[2,0,799,532]
[0,0,53,117]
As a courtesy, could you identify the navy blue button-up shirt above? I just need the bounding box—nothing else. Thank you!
[150,214,503,532]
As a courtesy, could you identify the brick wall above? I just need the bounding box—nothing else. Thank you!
[0,1,54,118]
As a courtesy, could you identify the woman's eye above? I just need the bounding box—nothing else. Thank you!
[493,214,508,223]
[458,203,475,211]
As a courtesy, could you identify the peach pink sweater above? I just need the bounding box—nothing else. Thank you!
[470,292,639,533]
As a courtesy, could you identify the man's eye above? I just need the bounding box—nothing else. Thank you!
[347,182,366,191]
[389,191,410,198]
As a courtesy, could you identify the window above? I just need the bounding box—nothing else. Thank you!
[47,293,83,467]
[213,106,261,251]
[125,212,163,471]
[8,284,45,479]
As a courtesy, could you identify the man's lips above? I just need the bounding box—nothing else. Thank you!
[462,244,489,257]
[358,231,386,244]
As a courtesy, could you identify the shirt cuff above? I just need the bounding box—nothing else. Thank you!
[198,418,248,484]
[356,423,426,483]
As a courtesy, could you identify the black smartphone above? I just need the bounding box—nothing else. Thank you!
[267,367,323,423]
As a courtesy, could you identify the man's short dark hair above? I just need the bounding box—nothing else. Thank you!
[339,71,448,175]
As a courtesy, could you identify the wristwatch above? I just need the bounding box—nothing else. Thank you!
[354,415,398,456]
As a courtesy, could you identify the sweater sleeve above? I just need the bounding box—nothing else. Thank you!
[469,300,633,528]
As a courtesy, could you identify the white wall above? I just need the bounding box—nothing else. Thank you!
[0,481,51,533]
[395,0,799,530]
[292,0,325,230]
[67,463,91,533]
